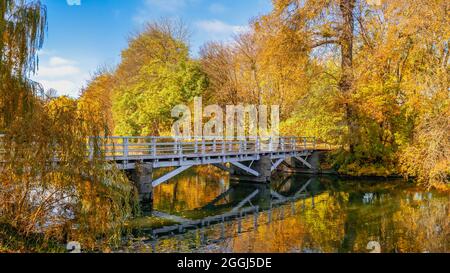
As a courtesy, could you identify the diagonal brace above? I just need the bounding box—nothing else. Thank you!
[271,158,285,172]
[230,162,260,177]
[202,188,234,209]
[271,190,287,201]
[294,178,314,198]
[152,165,192,187]
[295,156,313,169]
[231,190,260,213]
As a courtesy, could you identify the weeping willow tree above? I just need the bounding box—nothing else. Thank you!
[0,0,135,252]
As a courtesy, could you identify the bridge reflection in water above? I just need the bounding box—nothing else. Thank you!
[133,174,326,252]
[149,177,319,238]
[127,169,449,253]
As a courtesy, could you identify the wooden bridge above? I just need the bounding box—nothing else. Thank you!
[1,135,325,210]
[93,136,323,209]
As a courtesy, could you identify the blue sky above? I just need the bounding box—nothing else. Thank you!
[32,0,273,97]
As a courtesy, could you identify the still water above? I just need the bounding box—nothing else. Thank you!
[128,167,449,253]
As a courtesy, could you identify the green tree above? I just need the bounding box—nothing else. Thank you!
[112,19,208,136]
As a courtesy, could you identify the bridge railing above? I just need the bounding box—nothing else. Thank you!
[0,134,321,161]
[91,136,317,160]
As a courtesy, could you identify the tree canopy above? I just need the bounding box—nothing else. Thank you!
[199,0,449,188]
[111,20,208,136]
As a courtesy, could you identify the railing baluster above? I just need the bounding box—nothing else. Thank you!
[123,137,129,158]
[152,138,157,157]
[202,138,206,154]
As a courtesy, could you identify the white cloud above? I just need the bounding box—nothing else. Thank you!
[38,65,80,78]
[38,80,79,97]
[49,56,75,66]
[195,20,249,40]
[32,55,88,98]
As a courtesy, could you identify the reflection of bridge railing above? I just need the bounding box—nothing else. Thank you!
[93,136,318,160]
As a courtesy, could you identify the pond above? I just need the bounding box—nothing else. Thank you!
[126,167,449,253]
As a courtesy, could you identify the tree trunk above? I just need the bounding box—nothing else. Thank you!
[339,0,357,154]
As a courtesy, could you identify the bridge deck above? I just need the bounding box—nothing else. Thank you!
[94,136,317,169]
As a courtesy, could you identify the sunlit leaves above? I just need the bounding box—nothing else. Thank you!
[112,20,208,136]
[0,1,135,252]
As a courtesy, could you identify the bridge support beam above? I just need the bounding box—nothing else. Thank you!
[230,155,272,184]
[152,166,192,188]
[131,164,153,213]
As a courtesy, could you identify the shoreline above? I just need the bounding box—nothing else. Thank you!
[284,168,406,180]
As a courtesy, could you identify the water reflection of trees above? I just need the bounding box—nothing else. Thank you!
[392,195,449,252]
[132,172,449,253]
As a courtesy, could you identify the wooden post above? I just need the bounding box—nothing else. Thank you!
[123,137,129,158]
[202,138,206,154]
[152,138,157,157]
[179,140,183,156]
